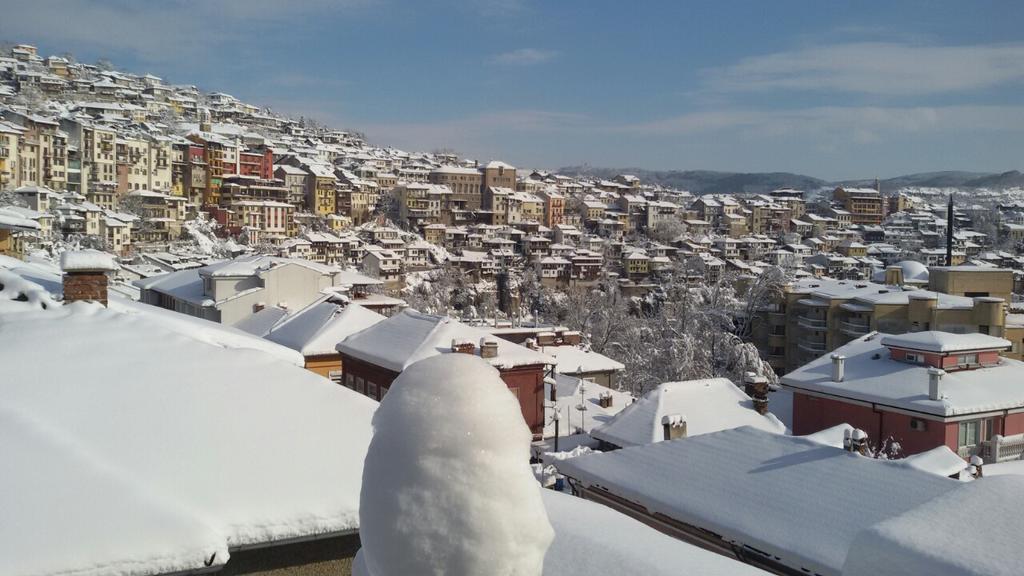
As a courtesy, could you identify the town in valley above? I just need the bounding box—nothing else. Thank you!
[2,5,1024,575]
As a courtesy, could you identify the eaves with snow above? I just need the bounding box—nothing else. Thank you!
[0,264,377,576]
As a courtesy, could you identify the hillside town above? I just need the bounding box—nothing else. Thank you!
[3,40,1024,576]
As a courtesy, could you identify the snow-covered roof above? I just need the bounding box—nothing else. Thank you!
[896,445,968,477]
[880,331,1011,353]
[266,302,384,357]
[337,309,554,372]
[0,301,376,576]
[544,373,633,438]
[591,379,786,447]
[556,426,960,576]
[60,249,117,272]
[541,345,625,375]
[782,332,1024,417]
[842,475,1024,576]
[539,489,763,576]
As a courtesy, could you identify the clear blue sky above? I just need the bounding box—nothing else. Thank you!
[3,0,1023,179]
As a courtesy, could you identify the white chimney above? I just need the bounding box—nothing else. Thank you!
[831,354,846,383]
[928,367,946,400]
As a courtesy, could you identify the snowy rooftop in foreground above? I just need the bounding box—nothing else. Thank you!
[591,379,787,448]
[539,490,765,576]
[782,332,1024,417]
[556,426,959,576]
[0,300,377,576]
[842,475,1024,576]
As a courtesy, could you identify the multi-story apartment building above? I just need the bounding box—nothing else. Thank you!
[833,186,885,225]
[7,111,68,191]
[392,182,449,229]
[482,160,516,191]
[756,265,1015,374]
[306,164,337,216]
[274,164,309,209]
[0,119,24,190]
[186,131,227,206]
[429,166,483,210]
[536,187,565,228]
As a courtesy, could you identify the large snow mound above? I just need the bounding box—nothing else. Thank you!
[358,354,554,576]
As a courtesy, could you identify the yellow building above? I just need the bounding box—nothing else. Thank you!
[757,269,1013,374]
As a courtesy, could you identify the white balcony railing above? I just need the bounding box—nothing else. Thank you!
[798,315,828,330]
[840,320,871,336]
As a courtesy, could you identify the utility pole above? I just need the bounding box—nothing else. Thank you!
[946,194,954,267]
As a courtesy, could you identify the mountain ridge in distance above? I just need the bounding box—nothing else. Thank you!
[557,166,1022,195]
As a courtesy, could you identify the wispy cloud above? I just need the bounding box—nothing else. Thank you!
[620,105,1024,145]
[704,42,1024,96]
[488,48,557,66]
[0,0,372,63]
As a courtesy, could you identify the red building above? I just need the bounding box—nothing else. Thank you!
[238,147,274,180]
[336,310,553,437]
[782,331,1024,460]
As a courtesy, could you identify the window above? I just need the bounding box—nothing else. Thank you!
[905,353,921,364]
[367,381,378,400]
[958,418,995,447]
[958,353,978,366]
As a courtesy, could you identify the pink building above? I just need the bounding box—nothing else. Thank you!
[782,331,1024,460]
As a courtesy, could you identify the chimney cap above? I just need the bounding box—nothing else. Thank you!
[60,249,117,273]
[831,353,846,361]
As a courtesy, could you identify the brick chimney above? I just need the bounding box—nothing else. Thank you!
[662,414,687,441]
[60,250,116,307]
[479,337,498,359]
[450,339,476,355]
[598,391,613,408]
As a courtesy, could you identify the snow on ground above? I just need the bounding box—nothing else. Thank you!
[896,445,968,477]
[0,300,377,576]
[357,354,553,576]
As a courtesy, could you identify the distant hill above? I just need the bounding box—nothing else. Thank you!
[559,166,1024,194]
[837,171,995,190]
[556,166,829,195]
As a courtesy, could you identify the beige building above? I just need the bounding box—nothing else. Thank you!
[833,186,885,225]
[429,166,483,210]
[7,111,68,191]
[0,119,23,190]
[758,267,1014,373]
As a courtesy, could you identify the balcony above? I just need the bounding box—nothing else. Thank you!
[840,319,871,337]
[798,340,827,354]
[797,315,828,330]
